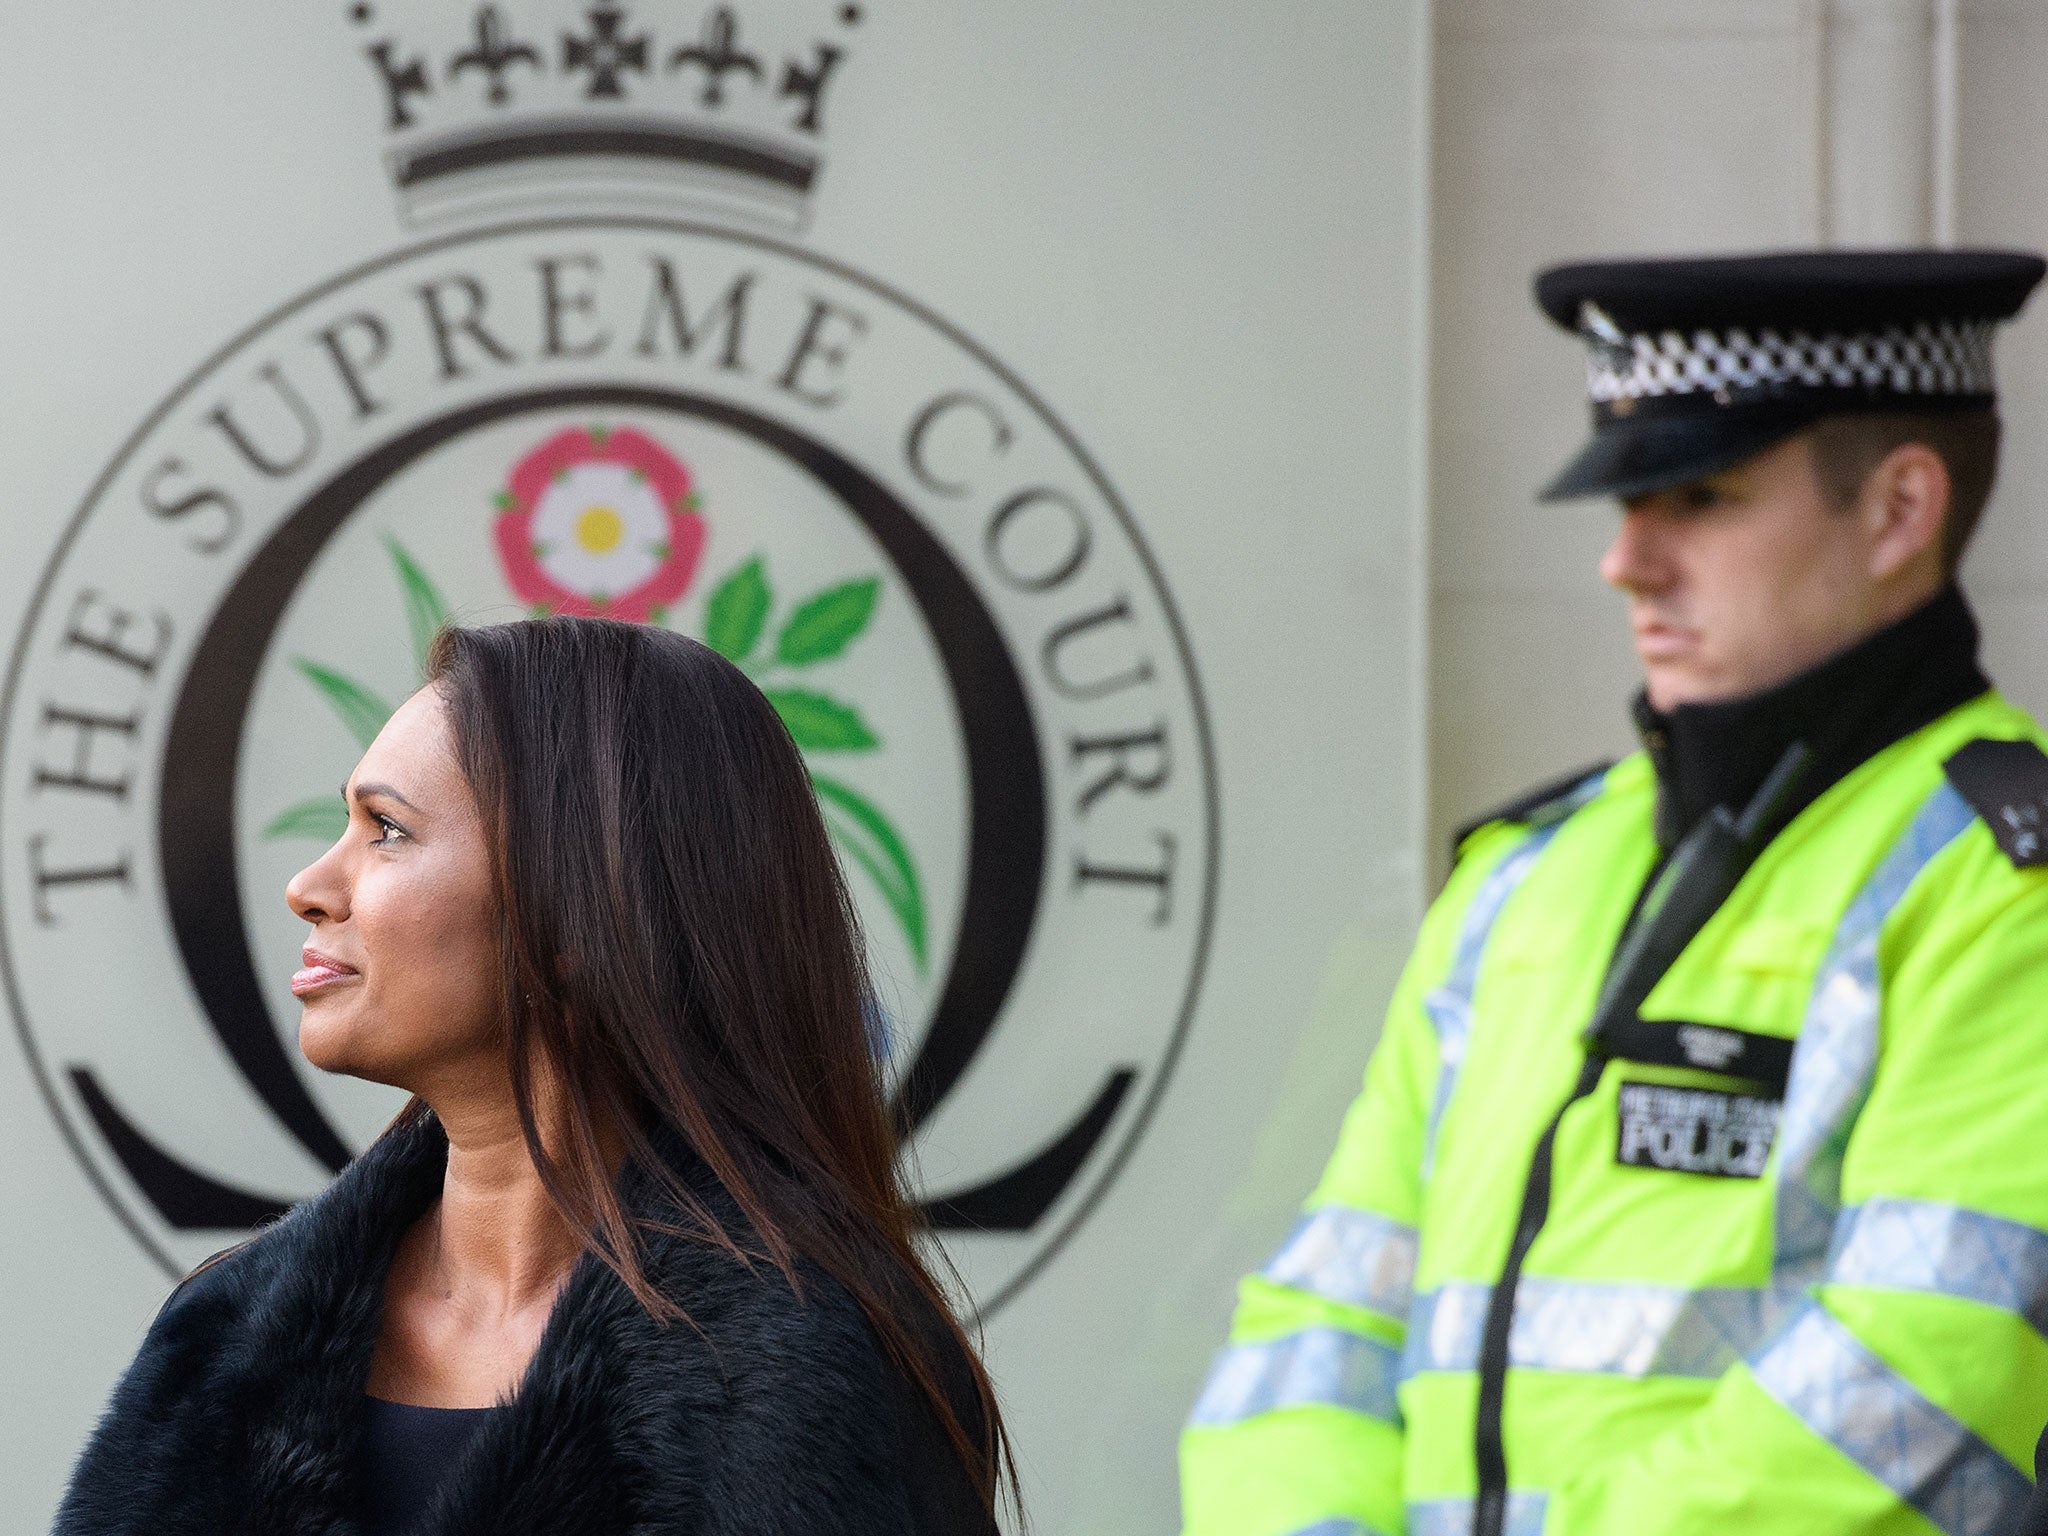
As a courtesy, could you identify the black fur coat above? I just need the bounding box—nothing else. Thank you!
[53,1110,996,1536]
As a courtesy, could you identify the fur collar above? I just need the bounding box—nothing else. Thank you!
[56,1111,989,1536]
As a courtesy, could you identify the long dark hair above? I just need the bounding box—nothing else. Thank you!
[422,616,1012,1508]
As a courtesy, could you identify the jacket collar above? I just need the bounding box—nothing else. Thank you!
[219,1122,610,1536]
[60,1106,985,1536]
[1632,584,1989,847]
[222,1110,685,1536]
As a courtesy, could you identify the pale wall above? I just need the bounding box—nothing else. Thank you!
[1428,0,2048,865]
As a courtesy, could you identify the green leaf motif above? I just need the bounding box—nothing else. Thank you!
[262,797,349,843]
[705,557,771,662]
[767,689,878,752]
[814,775,927,973]
[386,537,451,681]
[776,578,878,667]
[295,657,394,750]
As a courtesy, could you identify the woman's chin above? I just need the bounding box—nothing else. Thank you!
[298,1008,380,1081]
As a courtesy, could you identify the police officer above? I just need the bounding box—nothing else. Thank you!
[1180,249,2048,1536]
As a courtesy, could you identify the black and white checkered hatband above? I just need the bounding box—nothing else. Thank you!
[1579,301,1996,421]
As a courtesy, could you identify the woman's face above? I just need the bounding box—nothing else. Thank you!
[285,686,502,1094]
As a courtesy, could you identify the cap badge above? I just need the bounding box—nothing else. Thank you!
[1578,300,1628,346]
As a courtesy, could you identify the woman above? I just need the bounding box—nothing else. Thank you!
[55,617,1011,1536]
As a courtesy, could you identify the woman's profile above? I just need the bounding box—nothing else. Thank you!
[54,617,1011,1536]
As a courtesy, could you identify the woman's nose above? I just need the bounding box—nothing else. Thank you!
[285,838,348,924]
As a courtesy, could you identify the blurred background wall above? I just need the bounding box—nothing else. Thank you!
[1429,0,2048,865]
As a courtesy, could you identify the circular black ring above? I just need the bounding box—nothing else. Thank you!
[0,218,1221,1311]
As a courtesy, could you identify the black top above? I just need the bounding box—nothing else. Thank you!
[359,1397,505,1536]
[1632,584,1990,848]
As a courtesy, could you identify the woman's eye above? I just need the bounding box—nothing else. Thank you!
[369,814,410,846]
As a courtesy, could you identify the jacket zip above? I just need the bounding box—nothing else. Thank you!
[1467,880,1644,1536]
[1466,743,1811,1536]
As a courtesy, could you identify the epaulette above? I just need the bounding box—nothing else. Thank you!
[1451,760,1613,864]
[1943,737,2048,868]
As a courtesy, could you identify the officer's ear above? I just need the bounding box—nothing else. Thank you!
[1858,440,1950,584]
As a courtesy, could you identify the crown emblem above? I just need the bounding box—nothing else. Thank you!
[350,1,859,228]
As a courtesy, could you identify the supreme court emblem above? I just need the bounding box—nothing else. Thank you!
[0,4,1216,1317]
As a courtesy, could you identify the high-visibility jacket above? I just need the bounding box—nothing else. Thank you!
[1182,690,2048,1536]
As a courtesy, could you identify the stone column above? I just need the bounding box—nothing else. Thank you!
[1820,0,1958,246]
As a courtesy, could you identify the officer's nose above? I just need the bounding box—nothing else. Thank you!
[1600,505,1673,595]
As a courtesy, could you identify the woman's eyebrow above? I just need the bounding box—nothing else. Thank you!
[348,779,422,813]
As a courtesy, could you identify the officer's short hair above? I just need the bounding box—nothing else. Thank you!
[1805,409,2001,575]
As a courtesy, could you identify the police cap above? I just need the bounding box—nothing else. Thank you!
[1534,248,2046,502]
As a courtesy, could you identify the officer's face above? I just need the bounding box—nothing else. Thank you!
[1602,433,1940,709]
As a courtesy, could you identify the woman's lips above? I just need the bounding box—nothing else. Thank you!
[291,951,359,997]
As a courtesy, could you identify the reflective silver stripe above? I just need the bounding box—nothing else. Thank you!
[1402,1281,1487,1376]
[1188,1327,1402,1427]
[1423,779,1601,1172]
[1831,1197,2048,1333]
[1403,1279,1764,1379]
[1750,1302,2029,1536]
[1263,1206,1418,1318]
[1406,1492,1548,1536]
[1773,784,1976,1296]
